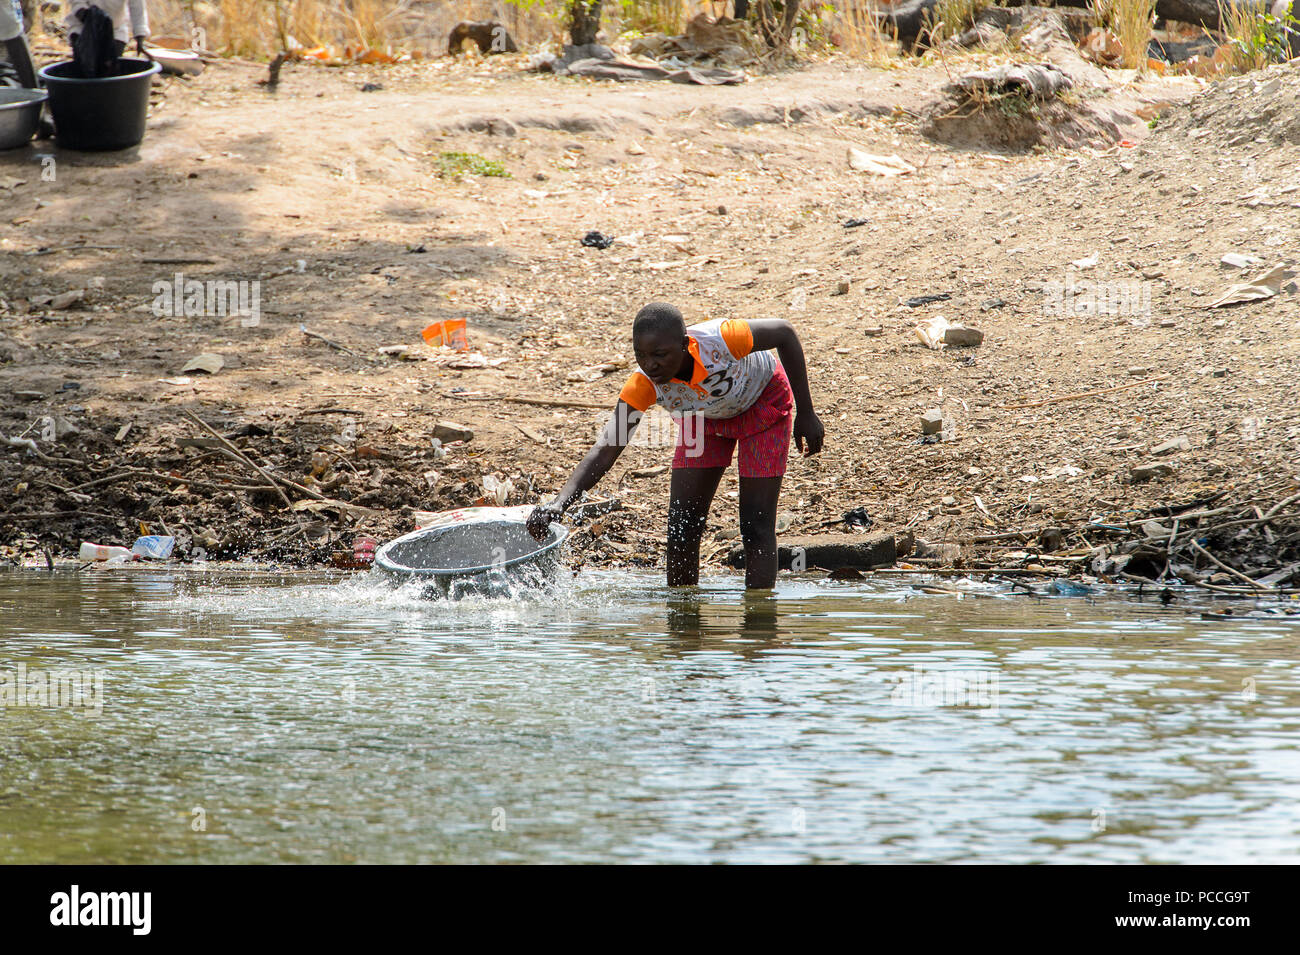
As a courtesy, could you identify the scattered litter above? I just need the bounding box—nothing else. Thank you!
[581,231,615,250]
[180,353,225,375]
[79,542,133,563]
[1220,253,1264,269]
[131,536,175,559]
[843,218,869,228]
[905,293,951,308]
[1152,436,1191,456]
[1048,579,1092,596]
[438,352,509,369]
[422,319,469,351]
[842,507,873,529]
[542,48,745,84]
[1071,252,1099,269]
[913,315,982,349]
[847,148,915,176]
[377,345,423,360]
[1207,262,1295,308]
[482,474,514,506]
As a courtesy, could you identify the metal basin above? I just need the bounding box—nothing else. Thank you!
[0,87,47,150]
[374,519,568,599]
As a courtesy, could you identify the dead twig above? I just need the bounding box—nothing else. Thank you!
[445,392,610,411]
[1189,539,1270,590]
[182,411,313,542]
[299,324,362,357]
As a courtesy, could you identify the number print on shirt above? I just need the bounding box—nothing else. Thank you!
[701,368,735,399]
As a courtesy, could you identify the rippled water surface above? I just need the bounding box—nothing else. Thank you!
[1,567,1298,863]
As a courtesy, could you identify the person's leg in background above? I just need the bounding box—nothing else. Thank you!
[1,0,38,88]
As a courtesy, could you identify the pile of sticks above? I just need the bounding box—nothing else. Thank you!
[1064,489,1300,594]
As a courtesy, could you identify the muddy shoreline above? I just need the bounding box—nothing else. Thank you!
[3,52,1299,594]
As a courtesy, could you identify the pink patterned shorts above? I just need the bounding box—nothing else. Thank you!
[672,363,793,479]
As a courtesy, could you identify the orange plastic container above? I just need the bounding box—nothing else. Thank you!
[421,319,469,351]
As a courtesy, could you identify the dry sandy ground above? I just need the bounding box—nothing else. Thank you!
[2,43,1298,579]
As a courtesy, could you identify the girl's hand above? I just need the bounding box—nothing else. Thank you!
[794,411,825,456]
[526,502,564,541]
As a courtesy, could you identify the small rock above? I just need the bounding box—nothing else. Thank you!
[52,416,79,440]
[942,326,983,347]
[51,289,85,309]
[432,421,474,443]
[1127,366,1149,377]
[1152,436,1190,456]
[863,326,884,337]
[832,277,851,296]
[1212,368,1228,378]
[1131,461,1175,483]
[920,408,944,435]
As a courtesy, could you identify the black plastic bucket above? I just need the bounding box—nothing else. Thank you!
[37,58,161,151]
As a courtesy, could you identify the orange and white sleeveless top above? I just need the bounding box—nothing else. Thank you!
[619,318,775,420]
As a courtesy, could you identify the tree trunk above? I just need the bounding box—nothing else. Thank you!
[570,0,604,47]
[878,0,1269,48]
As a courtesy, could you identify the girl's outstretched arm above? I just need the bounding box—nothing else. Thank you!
[747,319,825,455]
[526,400,642,539]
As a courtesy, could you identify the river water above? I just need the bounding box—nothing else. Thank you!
[0,567,1297,864]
